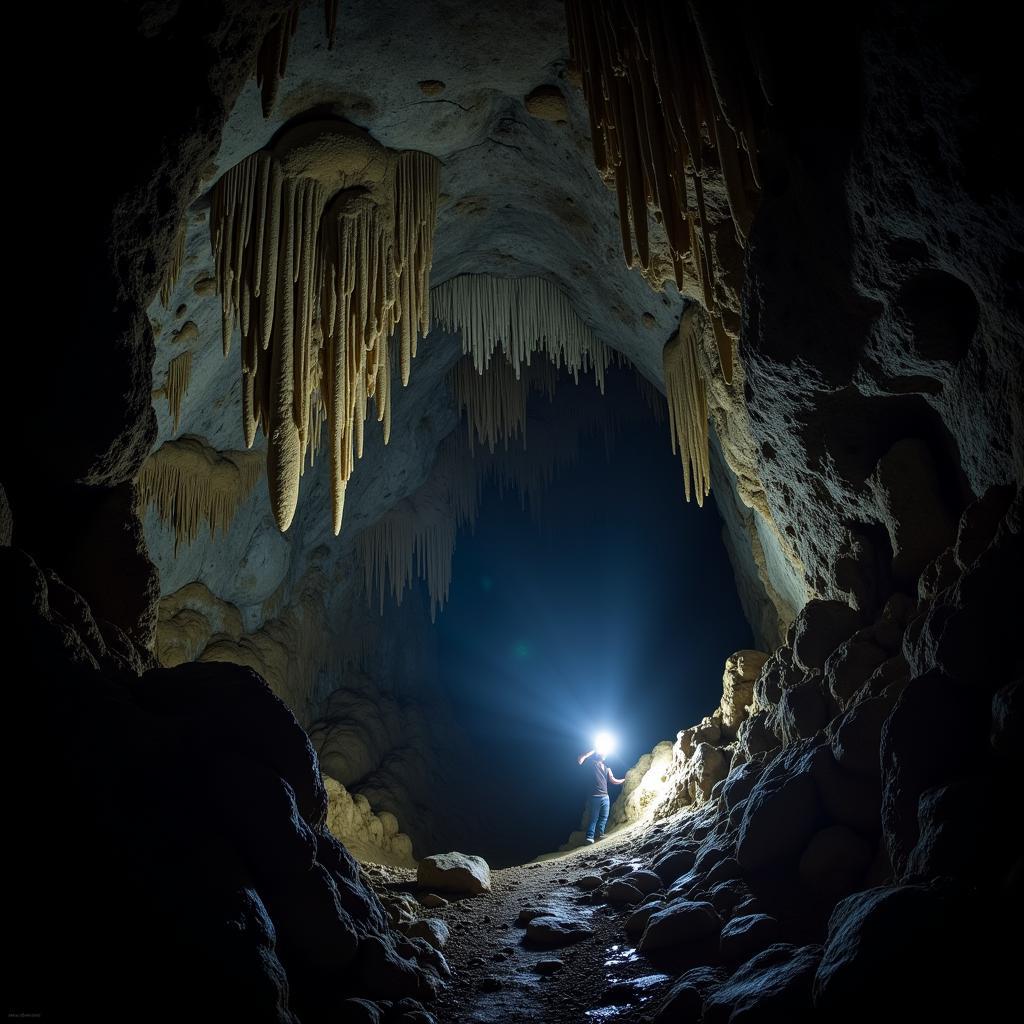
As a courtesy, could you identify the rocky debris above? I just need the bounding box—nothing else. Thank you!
[828,695,892,777]
[417,853,491,895]
[703,943,822,1023]
[605,879,645,906]
[653,846,697,885]
[625,901,663,935]
[576,874,604,891]
[719,650,769,736]
[799,825,874,901]
[792,601,862,673]
[683,742,729,803]
[773,675,828,745]
[638,899,721,952]
[719,913,780,963]
[652,966,725,1022]
[525,914,594,947]
[405,918,449,950]
[992,680,1022,757]
[813,884,980,1018]
[533,958,564,975]
[418,893,448,909]
[516,906,552,925]
[624,869,664,895]
[736,741,826,871]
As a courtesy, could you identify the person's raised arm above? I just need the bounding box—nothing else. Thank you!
[578,749,595,765]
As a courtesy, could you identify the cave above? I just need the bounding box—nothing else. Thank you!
[6,2,1022,1022]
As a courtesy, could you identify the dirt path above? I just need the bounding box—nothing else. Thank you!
[376,827,680,1024]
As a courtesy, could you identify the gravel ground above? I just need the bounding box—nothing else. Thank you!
[373,825,683,1024]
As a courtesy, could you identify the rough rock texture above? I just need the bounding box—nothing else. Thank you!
[417,852,491,895]
[325,775,416,868]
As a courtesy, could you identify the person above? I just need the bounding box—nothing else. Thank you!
[577,748,625,843]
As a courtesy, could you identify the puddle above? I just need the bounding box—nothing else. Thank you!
[603,944,641,968]
[585,1008,626,1022]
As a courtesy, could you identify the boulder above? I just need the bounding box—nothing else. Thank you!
[799,825,873,900]
[605,880,644,906]
[405,919,449,950]
[992,680,1022,758]
[638,899,721,952]
[576,874,604,891]
[356,936,436,1001]
[417,893,448,910]
[792,601,862,674]
[814,884,979,1018]
[533,959,564,975]
[737,741,827,872]
[825,639,889,707]
[828,695,893,778]
[683,742,729,803]
[417,852,490,894]
[653,846,697,885]
[774,676,828,745]
[625,869,664,895]
[652,967,726,1023]
[678,717,722,759]
[525,914,593,947]
[737,711,780,760]
[720,650,770,735]
[719,914,780,963]
[703,944,822,1024]
[721,760,764,812]
[812,748,882,834]
[624,901,663,935]
[954,484,1015,570]
[880,671,990,878]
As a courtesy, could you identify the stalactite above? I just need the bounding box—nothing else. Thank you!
[211,121,440,534]
[163,350,193,432]
[565,0,762,384]
[160,221,186,308]
[137,435,265,552]
[256,1,341,117]
[432,274,609,390]
[663,307,711,506]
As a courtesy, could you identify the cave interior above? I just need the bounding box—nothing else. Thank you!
[5,2,1022,1023]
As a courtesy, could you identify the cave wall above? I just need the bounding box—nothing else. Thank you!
[140,0,783,849]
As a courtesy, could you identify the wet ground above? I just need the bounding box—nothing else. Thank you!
[377,827,679,1024]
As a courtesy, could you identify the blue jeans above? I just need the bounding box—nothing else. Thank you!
[585,795,610,840]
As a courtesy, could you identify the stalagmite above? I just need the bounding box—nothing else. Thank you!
[163,350,192,432]
[663,307,711,506]
[432,274,609,390]
[137,435,265,552]
[210,120,440,534]
[565,0,763,384]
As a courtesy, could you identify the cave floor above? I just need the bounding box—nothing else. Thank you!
[378,823,681,1024]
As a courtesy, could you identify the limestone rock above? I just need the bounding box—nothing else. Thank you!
[992,680,1022,758]
[525,914,593,947]
[624,901,663,935]
[868,439,957,588]
[719,913,780,963]
[678,717,722,759]
[827,694,893,778]
[773,675,828,746]
[605,879,644,906]
[417,852,491,894]
[799,825,873,901]
[736,710,780,760]
[638,899,721,952]
[954,484,1015,570]
[406,918,449,950]
[792,601,862,673]
[653,846,697,885]
[737,741,827,872]
[683,742,729,803]
[704,943,822,1023]
[523,84,568,122]
[825,638,889,707]
[880,671,990,878]
[719,649,769,735]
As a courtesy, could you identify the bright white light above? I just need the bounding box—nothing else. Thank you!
[594,731,616,756]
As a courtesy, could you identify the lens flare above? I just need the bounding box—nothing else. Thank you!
[594,731,616,756]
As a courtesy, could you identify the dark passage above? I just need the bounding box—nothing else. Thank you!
[437,372,753,866]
